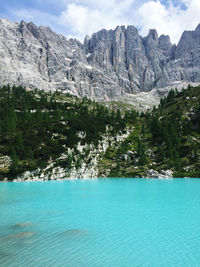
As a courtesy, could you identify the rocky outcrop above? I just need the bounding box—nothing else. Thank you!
[145,169,173,179]
[10,128,132,182]
[0,18,200,101]
[0,156,11,180]
[0,156,11,169]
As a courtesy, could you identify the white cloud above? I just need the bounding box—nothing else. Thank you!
[58,0,135,40]
[58,0,200,43]
[6,0,200,44]
[138,0,200,44]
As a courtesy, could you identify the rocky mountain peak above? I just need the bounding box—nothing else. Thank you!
[158,34,171,46]
[195,23,200,32]
[126,25,138,34]
[0,19,200,101]
[158,35,172,57]
[147,29,158,42]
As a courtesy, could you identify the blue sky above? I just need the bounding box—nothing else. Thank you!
[0,0,199,43]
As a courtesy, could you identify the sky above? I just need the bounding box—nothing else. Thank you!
[0,0,199,44]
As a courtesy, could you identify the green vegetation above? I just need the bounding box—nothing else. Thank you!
[99,85,200,178]
[0,84,200,180]
[0,85,137,180]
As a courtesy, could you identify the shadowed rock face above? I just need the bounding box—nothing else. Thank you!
[0,18,200,101]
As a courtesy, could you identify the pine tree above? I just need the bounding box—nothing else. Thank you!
[116,109,122,121]
[5,108,17,137]
[137,139,148,166]
[10,148,19,174]
[15,133,24,157]
[157,147,165,162]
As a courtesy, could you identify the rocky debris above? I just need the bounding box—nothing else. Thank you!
[145,169,173,178]
[0,156,11,169]
[127,150,134,155]
[126,150,135,159]
[120,150,135,161]
[10,128,132,182]
[113,81,200,111]
[120,154,130,161]
[0,18,200,102]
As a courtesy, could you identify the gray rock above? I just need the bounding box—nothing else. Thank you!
[127,150,134,156]
[145,169,160,178]
[10,128,132,181]
[126,150,135,159]
[145,169,173,178]
[120,154,130,161]
[160,170,173,178]
[0,155,11,169]
[0,18,200,101]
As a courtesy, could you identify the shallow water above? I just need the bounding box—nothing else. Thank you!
[0,178,200,266]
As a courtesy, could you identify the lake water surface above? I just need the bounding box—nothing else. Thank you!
[0,178,200,266]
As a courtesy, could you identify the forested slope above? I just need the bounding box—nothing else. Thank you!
[0,85,199,180]
[0,85,136,180]
[99,85,200,178]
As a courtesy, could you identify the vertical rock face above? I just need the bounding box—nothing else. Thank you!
[85,26,174,92]
[0,18,200,101]
[0,19,83,95]
[173,24,200,82]
[158,35,173,58]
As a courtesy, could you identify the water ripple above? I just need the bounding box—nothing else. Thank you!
[1,179,200,266]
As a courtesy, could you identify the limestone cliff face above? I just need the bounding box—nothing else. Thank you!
[0,19,86,95]
[0,18,200,101]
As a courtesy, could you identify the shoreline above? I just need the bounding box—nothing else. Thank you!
[1,176,199,183]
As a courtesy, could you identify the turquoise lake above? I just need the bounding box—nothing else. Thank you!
[0,178,200,267]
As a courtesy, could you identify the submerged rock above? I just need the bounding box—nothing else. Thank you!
[1,231,35,240]
[13,222,33,228]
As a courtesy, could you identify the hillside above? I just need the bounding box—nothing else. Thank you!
[0,84,199,181]
[100,85,200,178]
[0,85,136,181]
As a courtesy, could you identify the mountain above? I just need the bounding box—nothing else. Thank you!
[0,18,200,102]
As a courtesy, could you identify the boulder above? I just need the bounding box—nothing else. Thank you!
[145,169,173,178]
